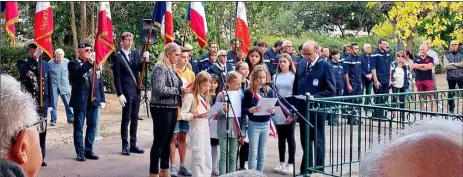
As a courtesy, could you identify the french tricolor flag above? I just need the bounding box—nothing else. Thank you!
[161,2,174,44]
[235,2,250,54]
[34,2,54,58]
[187,2,207,49]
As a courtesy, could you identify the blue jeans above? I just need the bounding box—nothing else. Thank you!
[51,90,74,123]
[73,107,98,155]
[247,120,270,172]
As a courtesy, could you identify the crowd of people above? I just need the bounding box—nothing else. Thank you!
[0,31,463,177]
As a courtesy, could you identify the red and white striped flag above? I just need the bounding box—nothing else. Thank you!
[235,2,250,54]
[94,2,115,66]
[34,2,53,58]
[187,2,207,49]
[161,2,174,44]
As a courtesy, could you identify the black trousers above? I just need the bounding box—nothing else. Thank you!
[40,130,47,160]
[448,78,463,112]
[276,124,295,164]
[149,107,177,174]
[239,142,249,169]
[121,94,141,148]
[297,101,325,174]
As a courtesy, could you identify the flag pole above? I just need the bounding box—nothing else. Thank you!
[182,22,188,47]
[39,55,43,107]
[91,63,96,102]
[138,23,153,89]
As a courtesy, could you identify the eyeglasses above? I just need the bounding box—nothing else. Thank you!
[85,49,93,53]
[219,55,227,57]
[451,44,458,46]
[185,50,192,52]
[26,116,47,134]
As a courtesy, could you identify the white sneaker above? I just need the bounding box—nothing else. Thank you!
[281,163,294,175]
[211,168,219,176]
[244,161,249,170]
[273,162,286,173]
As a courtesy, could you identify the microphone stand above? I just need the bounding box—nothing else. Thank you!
[266,82,313,177]
[219,69,237,174]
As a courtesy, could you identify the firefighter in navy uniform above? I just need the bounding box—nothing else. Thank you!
[293,41,336,176]
[18,45,54,167]
[327,50,346,126]
[68,43,106,162]
[343,43,362,125]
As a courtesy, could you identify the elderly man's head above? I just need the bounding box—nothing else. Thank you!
[301,40,319,62]
[360,119,463,177]
[282,40,293,54]
[54,48,65,63]
[1,75,43,177]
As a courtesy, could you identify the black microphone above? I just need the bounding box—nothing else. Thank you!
[262,81,274,87]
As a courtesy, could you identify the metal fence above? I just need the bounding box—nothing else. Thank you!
[302,89,463,177]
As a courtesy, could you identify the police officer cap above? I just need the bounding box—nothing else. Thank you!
[78,42,92,49]
[24,40,37,48]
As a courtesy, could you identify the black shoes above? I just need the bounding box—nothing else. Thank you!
[84,151,99,160]
[130,146,145,154]
[76,154,86,161]
[122,147,130,156]
[41,161,48,167]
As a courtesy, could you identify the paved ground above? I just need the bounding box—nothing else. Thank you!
[36,74,453,177]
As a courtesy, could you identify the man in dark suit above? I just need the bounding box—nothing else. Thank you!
[112,32,148,156]
[293,40,336,176]
[18,45,54,167]
[68,43,106,162]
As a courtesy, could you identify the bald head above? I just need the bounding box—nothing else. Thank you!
[301,40,319,62]
[360,119,463,177]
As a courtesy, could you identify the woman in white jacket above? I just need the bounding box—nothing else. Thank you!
[180,71,213,177]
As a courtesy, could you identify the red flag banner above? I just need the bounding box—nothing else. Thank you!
[34,2,54,58]
[3,2,19,46]
[235,2,250,54]
[94,2,115,66]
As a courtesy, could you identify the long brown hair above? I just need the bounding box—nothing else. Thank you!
[276,53,296,74]
[248,65,270,96]
[190,71,212,113]
[245,47,264,71]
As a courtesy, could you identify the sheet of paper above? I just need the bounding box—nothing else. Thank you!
[226,90,242,117]
[207,102,224,118]
[254,98,278,116]
[294,95,306,100]
[273,106,286,124]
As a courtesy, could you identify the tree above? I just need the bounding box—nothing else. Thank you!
[70,2,78,55]
[79,2,87,42]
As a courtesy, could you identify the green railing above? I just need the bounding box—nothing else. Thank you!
[302,89,463,177]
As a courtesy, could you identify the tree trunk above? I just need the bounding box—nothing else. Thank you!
[80,2,87,42]
[70,2,78,57]
[90,2,95,45]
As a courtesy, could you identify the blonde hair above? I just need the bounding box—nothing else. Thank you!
[248,65,270,95]
[235,61,249,71]
[226,71,243,85]
[190,71,212,113]
[156,43,181,69]
[277,53,296,74]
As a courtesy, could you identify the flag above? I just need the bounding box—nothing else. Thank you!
[269,119,277,139]
[235,2,250,54]
[94,2,115,66]
[187,2,207,49]
[151,1,165,27]
[162,2,174,44]
[1,2,19,46]
[34,2,54,58]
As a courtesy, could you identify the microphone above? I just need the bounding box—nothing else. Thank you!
[262,82,274,87]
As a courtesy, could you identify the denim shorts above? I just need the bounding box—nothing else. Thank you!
[174,120,189,133]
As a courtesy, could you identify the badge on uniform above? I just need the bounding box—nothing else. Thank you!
[313,79,319,86]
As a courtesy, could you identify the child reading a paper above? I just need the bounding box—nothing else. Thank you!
[180,71,214,177]
[234,61,251,170]
[243,65,276,172]
[215,71,243,175]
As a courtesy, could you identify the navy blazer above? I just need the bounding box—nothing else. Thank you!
[293,57,336,98]
[68,58,105,111]
[360,53,372,79]
[112,50,143,97]
[19,58,54,118]
[207,62,233,79]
